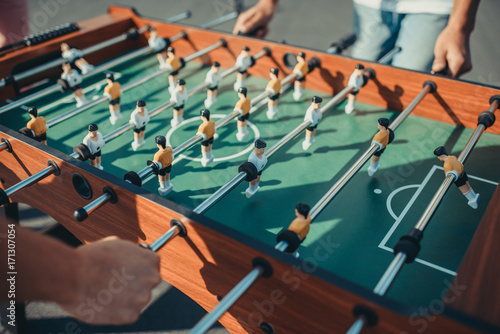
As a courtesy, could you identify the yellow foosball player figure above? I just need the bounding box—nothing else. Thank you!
[234,87,252,142]
[170,79,188,128]
[345,64,366,114]
[244,139,268,198]
[103,73,122,125]
[129,99,150,151]
[276,203,312,258]
[165,46,181,93]
[83,123,105,170]
[367,118,394,176]
[302,96,323,151]
[265,67,281,120]
[434,146,481,209]
[59,61,87,107]
[148,27,168,68]
[234,46,253,91]
[204,61,222,108]
[197,109,216,167]
[60,42,94,74]
[19,106,48,145]
[293,51,308,101]
[152,135,174,196]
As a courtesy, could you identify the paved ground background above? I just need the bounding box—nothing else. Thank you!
[1,0,499,333]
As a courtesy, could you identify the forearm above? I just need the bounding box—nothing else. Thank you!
[447,0,480,34]
[1,222,82,305]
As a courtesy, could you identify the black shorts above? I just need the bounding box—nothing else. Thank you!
[296,76,305,82]
[237,113,249,122]
[35,132,47,142]
[306,124,318,131]
[109,97,120,106]
[201,137,214,147]
[70,84,82,92]
[158,164,172,176]
[89,150,102,160]
[350,90,359,96]
[170,70,179,76]
[133,126,146,133]
[269,93,280,101]
[238,69,247,74]
[71,56,82,63]
[454,171,468,187]
[208,86,218,91]
[373,147,386,157]
[173,104,184,111]
[257,170,262,176]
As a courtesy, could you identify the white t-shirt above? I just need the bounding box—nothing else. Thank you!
[61,71,82,87]
[62,48,83,62]
[130,108,150,128]
[205,69,222,88]
[348,72,364,92]
[83,132,105,154]
[235,54,252,71]
[304,106,322,126]
[353,0,453,15]
[148,37,167,51]
[248,152,268,172]
[170,87,188,106]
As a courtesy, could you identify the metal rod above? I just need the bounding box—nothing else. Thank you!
[149,225,181,252]
[0,142,6,152]
[194,86,352,215]
[310,83,432,220]
[0,31,186,115]
[193,172,247,214]
[137,166,155,181]
[377,46,402,65]
[3,165,56,198]
[274,240,288,252]
[345,318,366,334]
[0,26,150,88]
[190,266,264,334]
[82,192,112,217]
[48,35,219,127]
[199,11,238,29]
[348,99,500,334]
[164,10,191,23]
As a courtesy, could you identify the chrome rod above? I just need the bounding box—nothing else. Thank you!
[172,134,204,156]
[377,46,402,65]
[3,165,55,198]
[137,166,155,181]
[149,225,181,252]
[193,172,247,214]
[190,266,264,334]
[0,26,151,88]
[274,240,288,252]
[310,83,432,220]
[48,35,219,127]
[164,10,191,23]
[199,11,238,29]
[0,142,6,152]
[0,31,186,114]
[82,192,112,217]
[348,99,500,334]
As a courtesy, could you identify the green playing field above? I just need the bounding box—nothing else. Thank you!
[1,50,499,309]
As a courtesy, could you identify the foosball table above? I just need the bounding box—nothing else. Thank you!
[0,5,499,334]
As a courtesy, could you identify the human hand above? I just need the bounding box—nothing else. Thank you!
[60,237,161,325]
[432,26,472,78]
[232,0,277,38]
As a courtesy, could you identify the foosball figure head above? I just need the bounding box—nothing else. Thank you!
[295,202,311,219]
[62,61,72,73]
[297,51,306,63]
[137,99,146,112]
[238,86,247,99]
[270,67,279,79]
[167,46,175,57]
[354,63,365,76]
[60,42,70,52]
[177,79,186,92]
[212,61,220,73]
[378,117,389,131]
[28,106,38,119]
[311,96,322,109]
[242,45,250,56]
[434,146,448,161]
[106,73,115,84]
[200,108,210,122]
[88,123,98,137]
[254,138,267,155]
[156,135,166,149]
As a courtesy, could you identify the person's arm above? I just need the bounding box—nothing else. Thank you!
[1,222,161,325]
[232,0,279,37]
[432,0,480,78]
